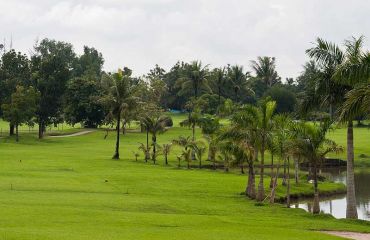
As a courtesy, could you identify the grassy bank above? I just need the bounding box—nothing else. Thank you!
[0,117,369,239]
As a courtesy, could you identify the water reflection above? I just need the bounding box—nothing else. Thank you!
[291,168,370,221]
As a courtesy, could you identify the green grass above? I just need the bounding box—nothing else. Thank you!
[0,116,369,239]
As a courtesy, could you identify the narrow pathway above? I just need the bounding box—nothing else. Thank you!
[49,130,95,138]
[321,231,370,240]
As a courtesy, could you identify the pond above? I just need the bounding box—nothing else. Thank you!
[291,168,370,221]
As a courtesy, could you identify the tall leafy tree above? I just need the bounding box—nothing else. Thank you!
[307,36,366,219]
[227,65,250,103]
[31,39,76,139]
[101,69,137,159]
[0,50,31,135]
[251,56,281,87]
[176,61,211,99]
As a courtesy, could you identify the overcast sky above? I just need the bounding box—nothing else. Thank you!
[1,0,369,78]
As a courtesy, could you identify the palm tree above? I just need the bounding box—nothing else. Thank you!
[176,61,210,99]
[269,114,292,204]
[198,114,221,168]
[181,148,193,169]
[142,115,171,164]
[307,36,367,219]
[231,100,276,201]
[101,69,136,159]
[227,65,253,103]
[218,129,256,198]
[290,121,343,214]
[162,143,172,165]
[188,141,207,168]
[251,56,281,87]
[211,67,227,107]
[138,142,151,162]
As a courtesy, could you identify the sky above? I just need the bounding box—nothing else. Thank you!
[1,0,369,79]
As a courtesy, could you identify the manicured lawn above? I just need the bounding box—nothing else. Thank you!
[0,116,369,239]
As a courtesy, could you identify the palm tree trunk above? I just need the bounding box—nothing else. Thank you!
[286,157,291,208]
[246,160,256,199]
[145,130,149,162]
[112,113,121,159]
[257,144,265,202]
[152,135,156,164]
[269,162,280,204]
[312,160,320,214]
[346,121,358,219]
[270,154,274,188]
[282,157,287,186]
[294,156,299,184]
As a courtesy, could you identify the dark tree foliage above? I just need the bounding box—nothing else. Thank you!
[31,39,76,138]
[264,85,297,114]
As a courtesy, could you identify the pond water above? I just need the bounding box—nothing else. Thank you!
[291,168,370,221]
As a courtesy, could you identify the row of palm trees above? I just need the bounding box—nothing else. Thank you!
[103,36,369,220]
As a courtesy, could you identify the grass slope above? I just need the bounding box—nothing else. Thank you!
[0,118,369,239]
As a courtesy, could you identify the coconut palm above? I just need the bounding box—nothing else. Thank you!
[290,121,343,214]
[101,69,137,159]
[251,56,281,87]
[142,115,171,164]
[308,36,368,219]
[227,65,253,103]
[211,67,227,107]
[176,61,211,99]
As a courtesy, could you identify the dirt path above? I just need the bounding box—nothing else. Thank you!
[49,130,95,138]
[321,231,370,240]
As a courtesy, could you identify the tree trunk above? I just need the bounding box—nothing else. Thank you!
[346,121,358,219]
[312,160,320,214]
[294,157,299,184]
[240,164,244,174]
[282,157,287,186]
[269,162,280,204]
[9,123,15,136]
[15,124,19,142]
[38,120,44,139]
[270,154,274,188]
[165,155,168,165]
[286,157,291,208]
[112,113,121,159]
[145,130,149,162]
[246,160,256,199]
[152,135,156,164]
[257,144,265,202]
[199,157,202,168]
[191,124,196,160]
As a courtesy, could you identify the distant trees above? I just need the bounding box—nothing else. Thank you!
[1,86,39,141]
[0,50,31,135]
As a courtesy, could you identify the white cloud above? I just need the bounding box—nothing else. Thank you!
[1,0,370,78]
